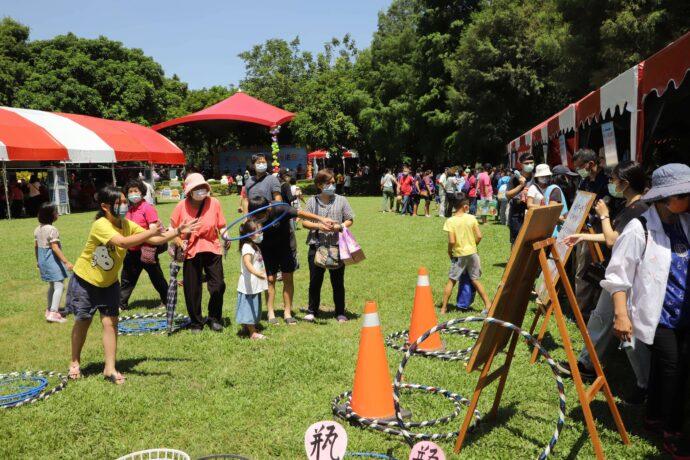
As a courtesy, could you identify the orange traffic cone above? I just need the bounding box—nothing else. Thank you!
[349,301,396,419]
[407,267,444,352]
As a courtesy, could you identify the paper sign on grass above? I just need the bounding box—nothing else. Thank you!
[409,440,445,460]
[305,420,347,460]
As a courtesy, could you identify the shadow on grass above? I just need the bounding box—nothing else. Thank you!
[80,356,189,377]
[493,262,507,268]
[126,299,165,310]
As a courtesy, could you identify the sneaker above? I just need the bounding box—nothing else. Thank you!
[47,311,67,323]
[45,309,50,319]
[303,313,315,322]
[336,315,348,323]
[622,385,647,405]
[207,320,224,332]
[558,360,596,383]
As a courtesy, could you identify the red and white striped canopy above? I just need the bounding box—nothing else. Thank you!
[0,107,185,164]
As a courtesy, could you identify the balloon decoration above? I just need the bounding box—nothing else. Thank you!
[270,125,281,173]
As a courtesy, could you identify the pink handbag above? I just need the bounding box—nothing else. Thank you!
[338,228,365,265]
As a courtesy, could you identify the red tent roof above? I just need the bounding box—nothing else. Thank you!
[0,107,184,164]
[307,150,330,160]
[152,92,296,131]
[640,31,690,100]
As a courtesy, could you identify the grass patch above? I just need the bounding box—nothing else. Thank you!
[0,197,662,458]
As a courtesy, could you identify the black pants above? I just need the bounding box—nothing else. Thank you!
[307,246,346,316]
[119,250,168,309]
[444,195,456,217]
[183,252,225,327]
[508,213,523,244]
[647,326,690,432]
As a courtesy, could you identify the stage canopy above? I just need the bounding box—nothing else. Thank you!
[152,92,296,131]
[0,107,184,164]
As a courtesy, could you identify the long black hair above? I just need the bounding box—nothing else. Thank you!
[95,186,124,220]
[612,160,646,194]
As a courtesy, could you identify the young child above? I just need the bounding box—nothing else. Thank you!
[440,193,492,314]
[34,203,72,323]
[237,219,268,340]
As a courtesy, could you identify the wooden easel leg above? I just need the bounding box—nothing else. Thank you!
[530,301,553,364]
[454,341,500,453]
[553,252,630,445]
[490,330,520,419]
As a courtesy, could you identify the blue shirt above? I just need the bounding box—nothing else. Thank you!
[659,222,690,329]
[497,176,510,190]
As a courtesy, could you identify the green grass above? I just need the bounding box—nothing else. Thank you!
[0,197,663,459]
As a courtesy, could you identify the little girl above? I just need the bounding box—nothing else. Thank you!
[237,219,268,340]
[34,203,72,323]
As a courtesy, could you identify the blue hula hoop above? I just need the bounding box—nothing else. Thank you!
[0,376,48,407]
[345,453,398,460]
[221,202,290,242]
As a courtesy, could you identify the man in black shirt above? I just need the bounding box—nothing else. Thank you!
[505,152,535,244]
[572,149,612,318]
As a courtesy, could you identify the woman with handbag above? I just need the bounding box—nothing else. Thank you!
[119,179,169,311]
[302,170,354,323]
[171,173,229,333]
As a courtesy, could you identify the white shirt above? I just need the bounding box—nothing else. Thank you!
[237,244,268,295]
[344,175,352,187]
[601,206,690,345]
[143,181,155,205]
[381,173,395,188]
[236,174,243,186]
[438,173,447,195]
[526,184,545,204]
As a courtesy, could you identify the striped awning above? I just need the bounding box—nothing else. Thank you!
[0,107,185,164]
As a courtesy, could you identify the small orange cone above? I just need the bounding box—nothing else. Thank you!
[349,301,396,419]
[407,267,444,351]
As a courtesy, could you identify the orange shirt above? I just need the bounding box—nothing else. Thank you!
[170,197,226,259]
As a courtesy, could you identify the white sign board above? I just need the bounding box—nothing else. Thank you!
[559,135,568,166]
[601,121,618,167]
[536,191,596,303]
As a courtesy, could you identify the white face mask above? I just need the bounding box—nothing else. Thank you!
[323,184,336,195]
[522,164,534,174]
[608,182,624,198]
[536,177,550,186]
[128,193,142,204]
[577,167,589,179]
[255,163,268,174]
[252,233,264,244]
[192,189,208,200]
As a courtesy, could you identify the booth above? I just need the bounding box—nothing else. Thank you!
[0,106,184,219]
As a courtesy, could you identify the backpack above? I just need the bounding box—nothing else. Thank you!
[544,184,568,237]
[461,177,471,194]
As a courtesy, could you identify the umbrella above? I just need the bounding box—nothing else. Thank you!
[166,246,184,334]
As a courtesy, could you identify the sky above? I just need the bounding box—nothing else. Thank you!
[2,0,392,89]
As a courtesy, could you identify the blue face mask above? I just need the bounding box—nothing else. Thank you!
[323,184,336,195]
[116,204,128,218]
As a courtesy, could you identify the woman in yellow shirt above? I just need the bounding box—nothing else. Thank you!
[67,186,198,385]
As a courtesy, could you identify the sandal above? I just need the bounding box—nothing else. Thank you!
[250,333,267,340]
[268,317,279,325]
[68,363,82,380]
[103,372,126,385]
[284,317,297,325]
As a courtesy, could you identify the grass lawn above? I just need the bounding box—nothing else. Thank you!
[0,196,664,459]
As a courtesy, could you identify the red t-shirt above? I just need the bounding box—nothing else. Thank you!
[467,175,478,198]
[399,175,414,196]
[170,197,227,259]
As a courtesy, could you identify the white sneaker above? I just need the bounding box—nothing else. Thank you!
[47,311,67,323]
[303,313,315,322]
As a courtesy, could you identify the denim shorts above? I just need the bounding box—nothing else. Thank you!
[448,254,482,281]
[66,274,120,321]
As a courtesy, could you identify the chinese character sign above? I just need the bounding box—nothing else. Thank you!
[409,441,445,460]
[304,421,347,460]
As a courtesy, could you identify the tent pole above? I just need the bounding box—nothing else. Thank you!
[62,163,71,215]
[2,162,10,220]
[150,163,156,189]
[111,164,116,186]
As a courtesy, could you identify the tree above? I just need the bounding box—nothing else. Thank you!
[0,17,30,106]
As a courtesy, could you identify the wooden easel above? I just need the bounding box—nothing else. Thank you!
[454,236,629,459]
[528,227,605,364]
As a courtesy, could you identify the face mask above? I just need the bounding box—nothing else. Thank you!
[608,183,624,198]
[192,189,208,200]
[537,177,550,186]
[255,163,268,174]
[116,204,128,218]
[128,193,142,204]
[667,196,690,214]
[252,233,264,244]
[522,164,534,174]
[577,168,589,179]
[402,172,408,176]
[323,184,336,195]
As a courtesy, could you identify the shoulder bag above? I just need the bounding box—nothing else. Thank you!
[140,208,168,264]
[312,197,343,270]
[169,198,206,263]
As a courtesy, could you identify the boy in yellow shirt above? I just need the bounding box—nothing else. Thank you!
[441,193,491,314]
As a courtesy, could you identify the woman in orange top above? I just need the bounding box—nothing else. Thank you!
[171,173,230,333]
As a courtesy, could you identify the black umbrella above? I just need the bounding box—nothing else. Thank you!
[166,246,184,334]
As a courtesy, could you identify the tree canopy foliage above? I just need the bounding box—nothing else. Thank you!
[1,0,689,167]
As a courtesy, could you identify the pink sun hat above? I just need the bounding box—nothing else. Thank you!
[183,173,210,195]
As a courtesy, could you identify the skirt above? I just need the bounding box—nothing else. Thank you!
[37,247,68,282]
[236,292,262,325]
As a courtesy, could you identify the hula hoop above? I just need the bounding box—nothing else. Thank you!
[118,312,191,336]
[332,382,481,441]
[385,327,479,361]
[197,455,250,460]
[0,371,68,409]
[221,202,290,242]
[116,448,190,460]
[393,316,566,459]
[0,375,47,406]
[345,452,399,460]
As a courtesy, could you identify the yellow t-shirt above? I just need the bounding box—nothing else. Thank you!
[73,217,144,287]
[443,213,479,257]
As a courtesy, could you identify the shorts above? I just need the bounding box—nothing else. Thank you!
[65,274,120,321]
[448,254,481,281]
[260,243,298,276]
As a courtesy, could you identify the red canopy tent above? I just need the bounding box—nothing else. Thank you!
[151,92,295,131]
[307,150,330,160]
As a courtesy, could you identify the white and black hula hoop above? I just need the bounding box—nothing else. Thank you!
[385,327,480,361]
[393,316,566,460]
[221,202,290,242]
[118,312,191,336]
[332,382,482,441]
[0,370,68,409]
